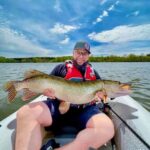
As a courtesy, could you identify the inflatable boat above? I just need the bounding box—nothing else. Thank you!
[0,95,150,150]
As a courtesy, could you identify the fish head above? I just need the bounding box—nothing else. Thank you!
[104,80,131,99]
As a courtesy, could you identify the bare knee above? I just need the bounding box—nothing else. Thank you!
[16,102,52,126]
[87,113,115,140]
[103,117,115,140]
[95,119,114,148]
[17,105,32,120]
[97,115,115,140]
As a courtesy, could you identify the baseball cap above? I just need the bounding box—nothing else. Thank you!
[74,41,91,54]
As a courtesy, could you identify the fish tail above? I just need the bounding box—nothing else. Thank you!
[3,81,17,103]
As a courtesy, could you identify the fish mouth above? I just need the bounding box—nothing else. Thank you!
[112,83,132,97]
[120,83,131,90]
[107,89,131,99]
[115,90,131,97]
[108,83,132,99]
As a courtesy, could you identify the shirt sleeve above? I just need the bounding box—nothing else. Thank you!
[94,70,101,80]
[50,63,67,77]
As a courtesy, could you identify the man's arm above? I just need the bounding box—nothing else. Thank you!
[94,70,101,80]
[50,64,66,77]
[44,64,67,98]
[93,70,105,102]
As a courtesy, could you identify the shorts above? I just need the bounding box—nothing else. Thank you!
[43,98,103,131]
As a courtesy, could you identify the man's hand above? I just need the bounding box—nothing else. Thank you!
[43,88,56,99]
[92,91,107,103]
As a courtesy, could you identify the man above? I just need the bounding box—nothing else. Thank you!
[15,41,114,150]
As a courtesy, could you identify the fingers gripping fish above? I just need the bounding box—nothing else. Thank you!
[4,70,131,114]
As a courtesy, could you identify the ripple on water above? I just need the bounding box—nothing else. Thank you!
[0,62,150,120]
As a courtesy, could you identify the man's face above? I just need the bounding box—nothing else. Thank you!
[73,49,90,65]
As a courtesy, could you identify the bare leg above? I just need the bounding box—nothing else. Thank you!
[55,113,114,150]
[15,102,52,150]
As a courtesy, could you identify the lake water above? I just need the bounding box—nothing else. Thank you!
[0,62,150,121]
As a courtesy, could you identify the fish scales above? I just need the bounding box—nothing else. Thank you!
[4,70,131,104]
[20,75,103,104]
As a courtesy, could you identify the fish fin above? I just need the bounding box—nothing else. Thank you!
[24,69,48,79]
[59,101,70,114]
[3,81,17,103]
[22,88,37,101]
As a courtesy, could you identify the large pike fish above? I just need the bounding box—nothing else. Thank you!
[4,70,131,113]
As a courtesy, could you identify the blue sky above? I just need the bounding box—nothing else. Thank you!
[0,0,150,58]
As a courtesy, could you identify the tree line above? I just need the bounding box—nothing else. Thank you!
[0,54,150,63]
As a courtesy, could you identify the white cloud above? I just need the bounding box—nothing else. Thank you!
[22,23,51,41]
[126,10,140,17]
[108,5,114,11]
[49,23,79,34]
[18,20,65,43]
[96,17,102,23]
[93,10,108,24]
[103,10,108,17]
[133,11,140,16]
[100,0,107,5]
[115,0,120,5]
[91,43,150,56]
[54,0,62,13]
[0,27,53,57]
[69,16,79,22]
[59,37,70,44]
[88,24,150,43]
[93,0,120,24]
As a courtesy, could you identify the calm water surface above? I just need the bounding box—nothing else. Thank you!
[0,62,150,120]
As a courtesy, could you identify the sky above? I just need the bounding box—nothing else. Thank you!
[0,0,150,58]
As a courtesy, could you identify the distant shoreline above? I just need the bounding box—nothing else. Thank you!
[0,54,150,62]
